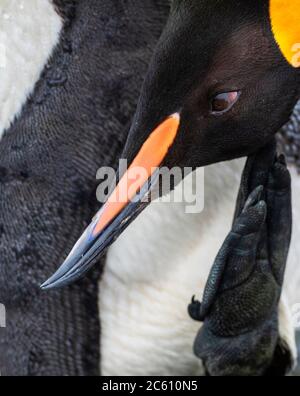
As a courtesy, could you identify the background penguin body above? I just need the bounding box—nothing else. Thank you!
[0,0,62,137]
[0,0,169,375]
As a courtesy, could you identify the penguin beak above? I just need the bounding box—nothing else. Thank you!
[41,114,180,290]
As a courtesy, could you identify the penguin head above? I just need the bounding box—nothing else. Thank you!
[41,0,300,289]
[123,0,300,170]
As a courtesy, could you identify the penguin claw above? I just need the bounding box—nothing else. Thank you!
[188,296,203,322]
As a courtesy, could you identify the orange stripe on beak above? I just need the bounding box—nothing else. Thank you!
[93,113,180,236]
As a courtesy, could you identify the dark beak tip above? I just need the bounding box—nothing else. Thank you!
[40,278,59,291]
[40,266,70,291]
[40,281,53,291]
[40,277,72,291]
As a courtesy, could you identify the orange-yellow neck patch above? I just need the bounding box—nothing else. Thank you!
[270,0,300,67]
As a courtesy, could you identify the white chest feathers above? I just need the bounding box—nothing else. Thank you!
[100,159,300,376]
[0,0,62,137]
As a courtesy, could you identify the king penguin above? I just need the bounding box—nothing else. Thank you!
[42,0,300,376]
[1,0,300,376]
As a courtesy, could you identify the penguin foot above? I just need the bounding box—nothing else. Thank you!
[189,142,293,376]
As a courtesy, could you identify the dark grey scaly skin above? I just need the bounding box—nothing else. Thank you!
[0,1,169,376]
[189,141,293,376]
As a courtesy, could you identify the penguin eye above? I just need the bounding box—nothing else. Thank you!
[210,91,240,115]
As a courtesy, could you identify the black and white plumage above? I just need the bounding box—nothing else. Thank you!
[0,0,300,376]
[0,0,169,375]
